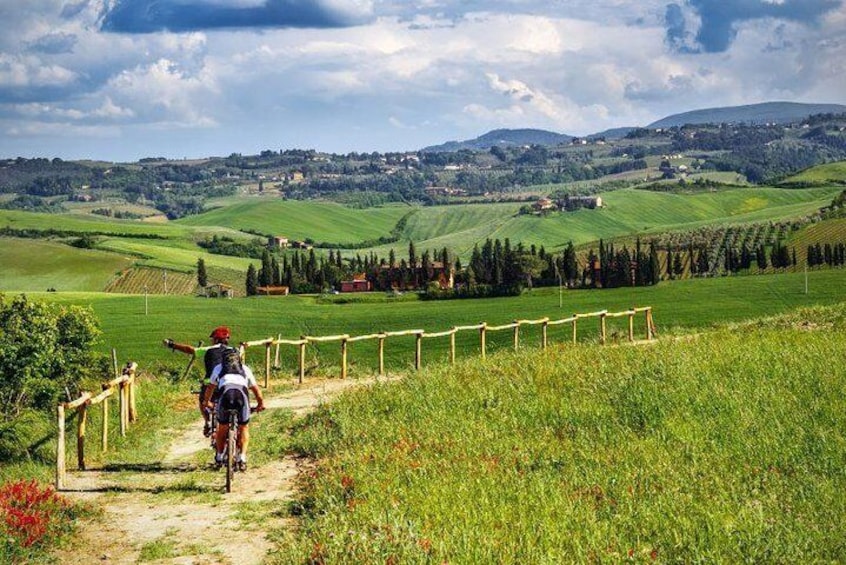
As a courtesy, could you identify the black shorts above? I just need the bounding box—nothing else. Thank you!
[216,386,250,425]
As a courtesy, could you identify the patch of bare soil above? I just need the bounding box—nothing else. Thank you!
[53,376,387,565]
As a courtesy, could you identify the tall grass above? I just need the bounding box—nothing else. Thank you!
[273,306,846,562]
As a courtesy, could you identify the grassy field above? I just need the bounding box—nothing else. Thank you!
[28,267,846,372]
[273,304,846,562]
[0,185,840,297]
[370,187,841,257]
[175,199,410,245]
[783,160,846,184]
[0,238,133,292]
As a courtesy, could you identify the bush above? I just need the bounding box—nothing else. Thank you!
[0,294,104,422]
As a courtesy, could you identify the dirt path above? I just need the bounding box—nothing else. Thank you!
[54,377,387,565]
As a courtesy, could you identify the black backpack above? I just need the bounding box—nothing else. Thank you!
[220,347,245,377]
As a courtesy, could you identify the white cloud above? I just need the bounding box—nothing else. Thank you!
[0,0,843,159]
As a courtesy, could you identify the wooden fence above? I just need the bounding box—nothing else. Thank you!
[56,361,138,490]
[180,306,654,388]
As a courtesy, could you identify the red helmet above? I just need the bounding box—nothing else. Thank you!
[209,326,231,341]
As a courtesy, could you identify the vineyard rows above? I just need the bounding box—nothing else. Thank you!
[105,267,196,295]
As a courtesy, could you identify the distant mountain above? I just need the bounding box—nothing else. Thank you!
[647,102,846,129]
[422,128,573,152]
[586,127,637,140]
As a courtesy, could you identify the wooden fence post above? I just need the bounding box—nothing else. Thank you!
[127,366,137,423]
[274,333,282,369]
[298,337,306,384]
[628,309,635,342]
[600,312,607,345]
[513,321,519,351]
[449,328,456,365]
[340,337,348,379]
[542,320,548,350]
[77,403,88,471]
[264,341,271,389]
[646,308,653,340]
[56,405,65,490]
[119,381,127,437]
[378,334,385,377]
[101,393,109,453]
[111,348,119,379]
[480,323,487,359]
[415,332,422,371]
[572,315,578,344]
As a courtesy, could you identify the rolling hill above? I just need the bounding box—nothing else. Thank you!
[647,101,846,129]
[422,129,574,152]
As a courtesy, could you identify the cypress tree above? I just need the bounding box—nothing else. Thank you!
[271,256,281,286]
[563,241,578,285]
[259,249,272,286]
[246,264,258,296]
[647,242,660,285]
[196,257,207,288]
[756,245,768,270]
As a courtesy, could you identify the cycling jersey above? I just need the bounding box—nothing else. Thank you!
[209,363,258,390]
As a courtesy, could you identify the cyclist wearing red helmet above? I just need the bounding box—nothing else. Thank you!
[164,325,233,437]
[199,326,232,436]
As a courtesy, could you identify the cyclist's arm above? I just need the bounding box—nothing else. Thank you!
[205,364,222,408]
[243,366,265,411]
[164,339,195,355]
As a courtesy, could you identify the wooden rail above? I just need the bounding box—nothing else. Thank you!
[222,306,656,387]
[56,362,138,490]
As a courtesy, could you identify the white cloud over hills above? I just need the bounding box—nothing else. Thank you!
[0,0,843,160]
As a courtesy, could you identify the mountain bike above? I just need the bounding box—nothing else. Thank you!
[222,406,260,493]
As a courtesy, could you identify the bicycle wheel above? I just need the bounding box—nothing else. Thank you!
[225,417,236,493]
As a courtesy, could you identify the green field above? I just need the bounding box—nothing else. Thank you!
[274,305,846,562]
[0,238,133,292]
[175,199,410,245]
[30,268,846,371]
[783,160,846,184]
[371,187,841,257]
[1,185,841,295]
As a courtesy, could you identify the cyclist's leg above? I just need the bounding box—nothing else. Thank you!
[234,387,250,467]
[215,389,236,463]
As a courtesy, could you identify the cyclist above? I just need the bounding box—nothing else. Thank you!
[207,346,265,471]
[164,325,232,437]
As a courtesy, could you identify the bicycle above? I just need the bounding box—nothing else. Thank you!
[221,405,260,493]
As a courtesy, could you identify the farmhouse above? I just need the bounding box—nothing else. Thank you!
[340,273,371,293]
[533,197,557,212]
[203,283,233,298]
[269,236,289,249]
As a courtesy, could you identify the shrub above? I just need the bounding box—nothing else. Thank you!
[0,294,104,421]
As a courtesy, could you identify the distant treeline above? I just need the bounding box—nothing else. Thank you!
[0,226,166,240]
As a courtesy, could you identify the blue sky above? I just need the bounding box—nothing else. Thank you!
[1,0,844,161]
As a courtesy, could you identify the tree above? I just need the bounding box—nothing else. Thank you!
[756,245,768,270]
[0,295,101,419]
[196,258,208,287]
[649,242,660,285]
[259,250,272,287]
[246,264,258,296]
[563,242,578,285]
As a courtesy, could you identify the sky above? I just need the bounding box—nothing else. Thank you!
[1,0,845,161]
